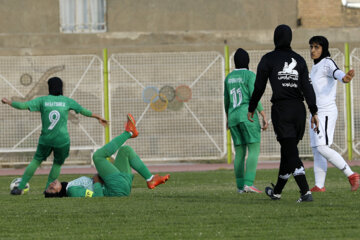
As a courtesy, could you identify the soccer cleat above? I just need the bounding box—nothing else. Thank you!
[244,185,262,193]
[238,188,245,194]
[147,174,170,189]
[310,186,326,192]
[297,191,313,203]
[265,186,281,200]
[124,113,138,138]
[348,172,360,191]
[10,187,24,195]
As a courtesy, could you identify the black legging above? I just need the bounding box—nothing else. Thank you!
[274,138,309,195]
[278,138,303,176]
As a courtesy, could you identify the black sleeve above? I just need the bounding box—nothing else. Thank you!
[249,56,269,112]
[298,60,318,115]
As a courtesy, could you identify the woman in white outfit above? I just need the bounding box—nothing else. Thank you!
[308,36,359,192]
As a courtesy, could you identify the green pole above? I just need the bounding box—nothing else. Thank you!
[344,43,353,160]
[224,42,232,164]
[103,48,110,144]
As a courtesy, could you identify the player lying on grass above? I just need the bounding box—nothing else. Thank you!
[2,77,108,195]
[308,36,359,192]
[44,114,170,197]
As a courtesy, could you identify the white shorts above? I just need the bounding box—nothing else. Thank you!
[309,110,337,147]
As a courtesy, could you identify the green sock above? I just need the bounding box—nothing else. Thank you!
[18,159,41,189]
[244,142,260,186]
[115,145,152,180]
[234,145,246,189]
[103,132,131,156]
[45,163,62,189]
[129,155,152,180]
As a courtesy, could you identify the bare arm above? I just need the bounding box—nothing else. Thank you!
[1,97,12,106]
[2,97,29,110]
[91,113,109,127]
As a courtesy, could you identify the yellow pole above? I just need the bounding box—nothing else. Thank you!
[344,43,353,160]
[224,42,232,164]
[103,48,110,144]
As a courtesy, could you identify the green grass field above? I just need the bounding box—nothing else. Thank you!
[1,166,359,240]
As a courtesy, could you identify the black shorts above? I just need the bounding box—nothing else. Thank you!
[271,100,306,141]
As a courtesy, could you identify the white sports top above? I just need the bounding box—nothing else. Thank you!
[309,57,345,112]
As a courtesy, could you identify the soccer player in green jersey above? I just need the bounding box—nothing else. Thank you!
[44,114,170,198]
[224,48,268,194]
[2,77,108,195]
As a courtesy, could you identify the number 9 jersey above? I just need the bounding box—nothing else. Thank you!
[21,95,91,147]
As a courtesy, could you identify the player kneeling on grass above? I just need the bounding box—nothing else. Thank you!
[44,114,170,198]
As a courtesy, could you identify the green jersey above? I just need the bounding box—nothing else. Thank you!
[66,173,133,197]
[66,176,104,197]
[224,69,263,127]
[12,95,92,147]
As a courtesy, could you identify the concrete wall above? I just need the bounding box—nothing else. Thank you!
[298,0,360,28]
[0,0,359,56]
[107,0,298,32]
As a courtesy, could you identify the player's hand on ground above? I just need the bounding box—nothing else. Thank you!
[1,97,11,105]
[247,112,255,122]
[311,114,319,134]
[343,69,355,83]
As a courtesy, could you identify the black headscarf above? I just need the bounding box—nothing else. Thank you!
[48,77,63,96]
[44,182,68,198]
[274,24,292,51]
[234,48,250,69]
[309,36,331,64]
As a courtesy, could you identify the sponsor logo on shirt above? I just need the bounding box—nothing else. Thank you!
[278,58,299,82]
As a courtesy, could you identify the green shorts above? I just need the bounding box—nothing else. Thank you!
[34,143,70,165]
[102,172,134,197]
[230,121,261,145]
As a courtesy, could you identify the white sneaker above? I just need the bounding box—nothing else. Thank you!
[244,185,262,193]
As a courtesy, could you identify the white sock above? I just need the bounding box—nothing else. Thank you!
[317,145,354,177]
[146,175,154,182]
[312,147,327,188]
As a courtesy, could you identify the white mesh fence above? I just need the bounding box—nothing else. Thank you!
[109,52,225,161]
[350,48,360,156]
[0,49,353,166]
[0,55,104,165]
[230,48,346,159]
